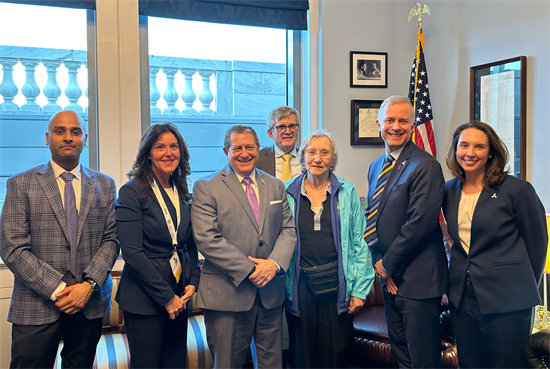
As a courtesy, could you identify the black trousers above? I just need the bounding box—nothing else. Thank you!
[382,288,441,369]
[124,308,189,369]
[450,275,532,368]
[10,312,103,369]
[286,275,354,369]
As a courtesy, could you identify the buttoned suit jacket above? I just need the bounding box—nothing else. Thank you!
[0,163,119,325]
[115,178,201,315]
[443,176,547,315]
[256,146,276,177]
[191,164,296,312]
[367,140,448,299]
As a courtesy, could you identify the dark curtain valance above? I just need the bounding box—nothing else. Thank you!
[139,0,309,30]
[0,0,95,10]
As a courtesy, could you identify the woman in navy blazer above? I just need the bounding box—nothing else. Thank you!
[443,121,547,368]
[115,123,200,368]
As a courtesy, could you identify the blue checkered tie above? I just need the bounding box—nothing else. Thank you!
[61,172,78,276]
[364,155,395,246]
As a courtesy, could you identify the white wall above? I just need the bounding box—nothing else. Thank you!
[319,0,549,210]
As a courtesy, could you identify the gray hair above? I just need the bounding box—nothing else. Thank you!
[223,125,260,151]
[267,106,300,130]
[298,130,338,172]
[378,95,414,122]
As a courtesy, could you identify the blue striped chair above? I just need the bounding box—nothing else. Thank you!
[54,273,212,369]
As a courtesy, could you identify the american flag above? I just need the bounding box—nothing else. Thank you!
[408,37,436,157]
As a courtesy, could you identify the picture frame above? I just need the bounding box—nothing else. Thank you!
[350,99,384,146]
[470,56,526,179]
[350,51,388,88]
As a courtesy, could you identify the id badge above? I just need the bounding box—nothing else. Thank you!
[170,250,182,283]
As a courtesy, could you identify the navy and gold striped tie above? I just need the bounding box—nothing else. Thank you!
[364,155,395,246]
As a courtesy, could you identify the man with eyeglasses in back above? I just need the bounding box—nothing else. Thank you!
[257,106,302,182]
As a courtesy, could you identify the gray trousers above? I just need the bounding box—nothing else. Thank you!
[204,293,283,369]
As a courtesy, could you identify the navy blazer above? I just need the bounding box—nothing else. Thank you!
[367,140,448,299]
[443,176,547,315]
[115,178,200,315]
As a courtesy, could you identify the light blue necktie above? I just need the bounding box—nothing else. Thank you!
[61,172,78,276]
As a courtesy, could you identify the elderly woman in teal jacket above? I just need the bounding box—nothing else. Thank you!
[284,130,374,369]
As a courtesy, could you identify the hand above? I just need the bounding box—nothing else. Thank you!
[55,283,93,314]
[385,277,398,295]
[374,260,398,295]
[348,297,365,314]
[165,295,185,320]
[374,260,390,279]
[248,256,278,288]
[181,285,196,308]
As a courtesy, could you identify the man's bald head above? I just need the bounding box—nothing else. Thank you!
[46,110,88,171]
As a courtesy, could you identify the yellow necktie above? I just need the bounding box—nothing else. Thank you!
[282,154,293,182]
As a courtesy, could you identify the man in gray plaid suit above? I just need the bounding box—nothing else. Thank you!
[0,110,119,369]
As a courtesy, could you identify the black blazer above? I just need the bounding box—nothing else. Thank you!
[443,176,547,314]
[256,145,276,177]
[115,178,200,315]
[367,140,448,299]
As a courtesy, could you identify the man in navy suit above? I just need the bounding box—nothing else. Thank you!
[364,96,448,368]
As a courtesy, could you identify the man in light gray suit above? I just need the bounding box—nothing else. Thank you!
[191,125,296,369]
[0,111,119,369]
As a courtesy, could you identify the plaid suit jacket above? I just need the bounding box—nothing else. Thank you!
[0,163,119,325]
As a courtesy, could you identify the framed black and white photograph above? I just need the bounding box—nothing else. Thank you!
[350,51,388,88]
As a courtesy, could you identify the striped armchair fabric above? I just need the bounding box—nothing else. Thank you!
[54,274,212,369]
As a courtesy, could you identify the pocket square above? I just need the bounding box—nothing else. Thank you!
[270,200,282,205]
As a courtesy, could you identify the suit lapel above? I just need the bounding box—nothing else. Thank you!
[445,179,465,255]
[257,170,268,234]
[468,186,491,253]
[221,164,260,233]
[78,167,95,247]
[266,146,276,176]
[37,163,71,245]
[378,141,413,216]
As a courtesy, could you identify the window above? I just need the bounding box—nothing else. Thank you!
[0,2,95,210]
[142,16,293,185]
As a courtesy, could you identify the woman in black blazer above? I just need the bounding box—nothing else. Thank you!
[443,121,547,368]
[115,123,200,368]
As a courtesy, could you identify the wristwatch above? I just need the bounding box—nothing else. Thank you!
[85,278,100,292]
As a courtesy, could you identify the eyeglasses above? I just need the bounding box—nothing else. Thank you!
[272,124,299,133]
[306,150,331,158]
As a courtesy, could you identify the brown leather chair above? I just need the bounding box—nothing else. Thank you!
[352,274,458,368]
[523,328,549,369]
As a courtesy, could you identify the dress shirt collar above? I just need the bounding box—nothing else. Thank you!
[273,145,298,158]
[50,159,81,180]
[387,146,404,161]
[233,167,258,185]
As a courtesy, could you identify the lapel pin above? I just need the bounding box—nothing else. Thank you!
[491,193,497,198]
[261,179,265,185]
[397,161,406,170]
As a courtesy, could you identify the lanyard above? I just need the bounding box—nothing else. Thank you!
[151,180,181,247]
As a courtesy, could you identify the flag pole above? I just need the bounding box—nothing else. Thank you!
[408,3,430,143]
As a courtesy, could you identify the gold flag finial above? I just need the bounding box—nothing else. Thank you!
[408,3,431,29]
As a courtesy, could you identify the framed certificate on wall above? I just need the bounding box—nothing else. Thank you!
[350,99,384,146]
[470,56,526,179]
